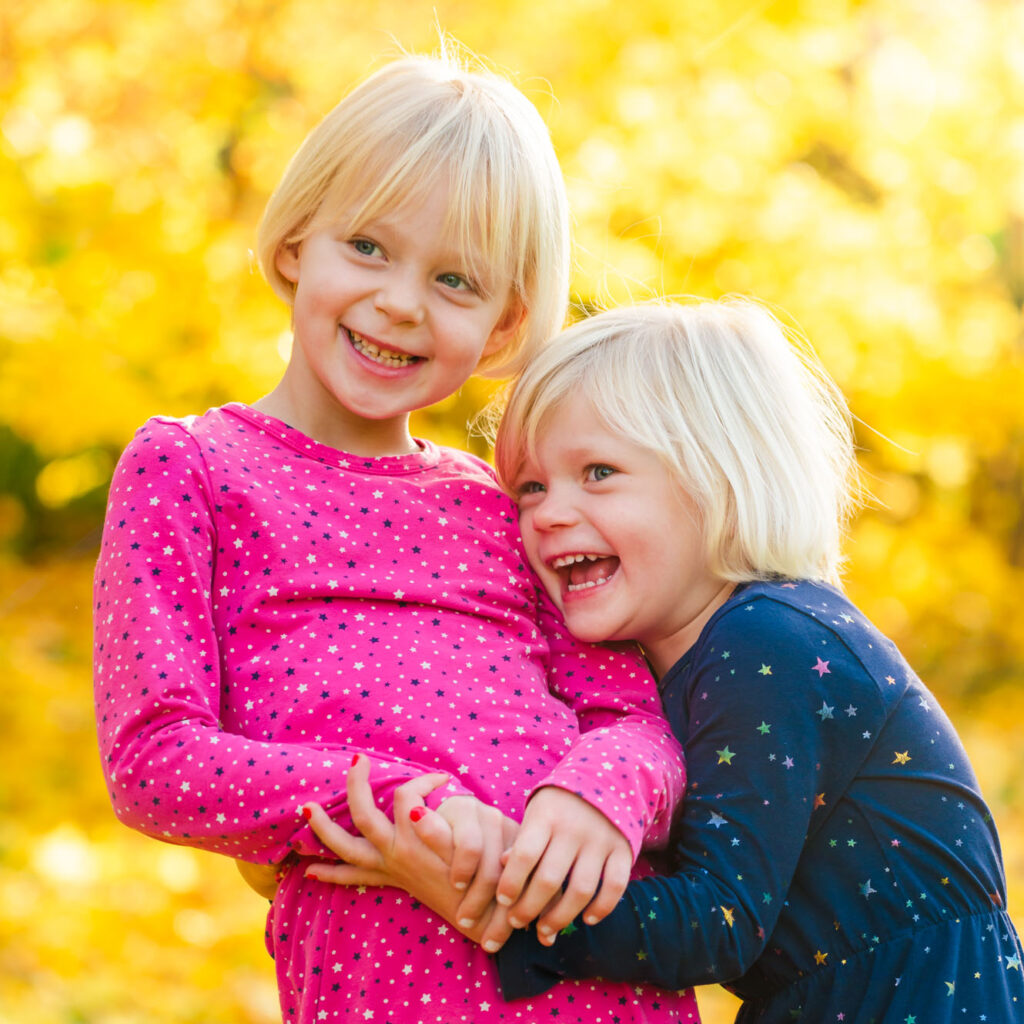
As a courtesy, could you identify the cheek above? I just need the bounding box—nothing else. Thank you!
[518,520,539,564]
[517,519,546,575]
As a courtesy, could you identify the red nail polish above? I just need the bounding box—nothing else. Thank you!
[409,806,426,822]
[306,870,320,882]
[351,754,360,767]
[301,806,312,820]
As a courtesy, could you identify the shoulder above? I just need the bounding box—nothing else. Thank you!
[112,408,245,495]
[429,445,516,509]
[127,406,231,445]
[123,406,246,458]
[432,444,499,481]
[706,580,856,643]
[691,580,898,692]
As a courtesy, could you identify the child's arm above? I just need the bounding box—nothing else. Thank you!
[490,585,685,934]
[495,600,876,996]
[94,420,478,865]
[525,585,684,851]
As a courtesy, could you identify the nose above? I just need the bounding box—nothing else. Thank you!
[527,483,579,532]
[374,267,425,325]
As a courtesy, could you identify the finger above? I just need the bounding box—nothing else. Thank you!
[504,838,576,929]
[579,846,631,926]
[453,817,504,927]
[305,862,392,888]
[495,826,551,909]
[531,846,608,940]
[392,774,456,867]
[406,805,456,863]
[446,807,484,894]
[345,756,395,847]
[391,771,453,824]
[478,902,516,955]
[501,815,519,851]
[303,802,384,870]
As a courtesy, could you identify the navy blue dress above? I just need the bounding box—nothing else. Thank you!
[497,580,1024,1021]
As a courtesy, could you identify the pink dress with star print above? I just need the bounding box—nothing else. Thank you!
[93,403,700,1024]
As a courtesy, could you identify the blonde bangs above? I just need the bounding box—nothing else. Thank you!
[258,48,569,378]
[495,300,860,586]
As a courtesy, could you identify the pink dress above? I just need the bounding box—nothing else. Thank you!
[94,404,700,1023]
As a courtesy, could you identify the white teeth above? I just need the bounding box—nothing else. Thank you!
[348,330,417,367]
[551,553,601,569]
[566,575,613,593]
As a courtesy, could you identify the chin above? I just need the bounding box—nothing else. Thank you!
[563,616,616,645]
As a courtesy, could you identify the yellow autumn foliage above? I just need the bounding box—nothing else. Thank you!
[1,1,1022,1022]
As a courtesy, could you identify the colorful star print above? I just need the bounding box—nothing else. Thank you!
[499,579,1024,1022]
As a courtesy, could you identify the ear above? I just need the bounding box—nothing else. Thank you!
[275,241,301,285]
[482,297,527,358]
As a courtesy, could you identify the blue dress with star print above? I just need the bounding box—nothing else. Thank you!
[497,580,1024,1022]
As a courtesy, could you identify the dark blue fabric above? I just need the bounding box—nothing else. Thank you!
[497,580,1024,1021]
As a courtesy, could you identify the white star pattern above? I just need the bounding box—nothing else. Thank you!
[91,405,689,1024]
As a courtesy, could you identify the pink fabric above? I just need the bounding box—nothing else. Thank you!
[94,404,699,1023]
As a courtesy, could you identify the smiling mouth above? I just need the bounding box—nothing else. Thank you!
[550,553,620,592]
[346,328,421,368]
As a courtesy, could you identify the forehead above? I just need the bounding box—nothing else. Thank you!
[357,193,464,257]
[527,395,636,464]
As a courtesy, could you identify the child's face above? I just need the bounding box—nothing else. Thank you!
[513,393,732,676]
[275,179,521,453]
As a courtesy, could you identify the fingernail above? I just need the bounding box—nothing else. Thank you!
[509,916,523,929]
[305,870,320,881]
[351,754,360,767]
[409,806,426,822]
[496,894,511,906]
[584,914,597,925]
[458,918,476,929]
[537,924,551,937]
[483,940,501,953]
[453,881,467,891]
[301,806,312,820]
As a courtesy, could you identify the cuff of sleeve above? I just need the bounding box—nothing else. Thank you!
[494,924,566,1001]
[526,778,644,861]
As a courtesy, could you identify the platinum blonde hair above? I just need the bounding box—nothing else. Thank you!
[257,42,570,377]
[494,299,859,585]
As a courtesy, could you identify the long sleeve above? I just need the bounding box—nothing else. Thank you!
[524,584,684,857]
[498,596,880,996]
[93,419,475,864]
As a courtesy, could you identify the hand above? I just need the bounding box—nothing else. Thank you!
[236,858,284,900]
[302,755,451,884]
[302,756,518,951]
[494,786,632,947]
[435,794,519,928]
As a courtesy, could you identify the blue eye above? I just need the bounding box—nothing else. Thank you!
[351,238,381,257]
[438,272,471,291]
[518,480,545,495]
[588,464,616,482]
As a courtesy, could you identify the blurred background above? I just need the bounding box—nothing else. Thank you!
[2,0,1022,1021]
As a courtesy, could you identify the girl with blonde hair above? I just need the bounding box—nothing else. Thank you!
[306,298,1024,1023]
[93,48,699,1024]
